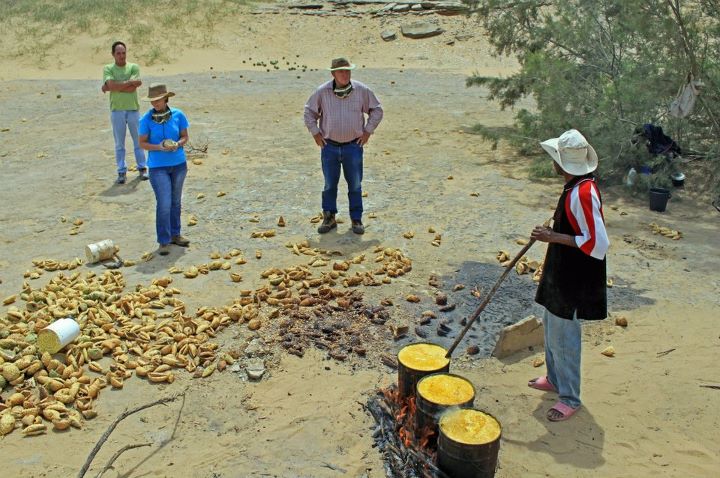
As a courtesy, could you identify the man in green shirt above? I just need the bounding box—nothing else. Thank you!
[102,41,147,184]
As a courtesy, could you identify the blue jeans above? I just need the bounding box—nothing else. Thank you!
[321,142,363,221]
[149,163,187,245]
[543,308,582,409]
[111,110,146,173]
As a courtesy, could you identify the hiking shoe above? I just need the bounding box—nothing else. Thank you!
[351,220,365,235]
[171,235,190,247]
[115,172,127,184]
[138,168,149,180]
[317,212,337,234]
[158,244,171,256]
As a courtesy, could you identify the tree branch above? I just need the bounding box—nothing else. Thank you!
[77,393,184,478]
[95,443,152,478]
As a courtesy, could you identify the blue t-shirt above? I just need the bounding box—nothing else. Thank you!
[139,108,189,168]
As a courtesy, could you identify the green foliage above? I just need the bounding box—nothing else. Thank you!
[466,0,720,194]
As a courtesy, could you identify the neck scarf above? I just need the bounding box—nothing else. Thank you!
[152,108,172,124]
[333,81,353,99]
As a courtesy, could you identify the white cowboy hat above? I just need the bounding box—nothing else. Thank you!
[540,129,598,176]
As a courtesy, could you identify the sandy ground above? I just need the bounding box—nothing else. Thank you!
[1,4,719,478]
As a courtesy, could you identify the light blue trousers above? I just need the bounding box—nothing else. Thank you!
[110,110,146,173]
[543,308,582,409]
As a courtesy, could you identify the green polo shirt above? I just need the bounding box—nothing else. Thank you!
[103,62,140,111]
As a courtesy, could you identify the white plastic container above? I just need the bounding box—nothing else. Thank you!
[625,167,637,186]
[85,239,116,263]
[37,318,81,353]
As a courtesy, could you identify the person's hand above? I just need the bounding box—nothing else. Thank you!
[101,83,108,93]
[313,133,326,147]
[357,132,371,146]
[131,80,142,87]
[530,226,553,243]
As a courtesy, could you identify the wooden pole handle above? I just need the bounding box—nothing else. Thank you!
[445,239,537,358]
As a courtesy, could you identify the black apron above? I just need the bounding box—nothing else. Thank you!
[535,175,607,320]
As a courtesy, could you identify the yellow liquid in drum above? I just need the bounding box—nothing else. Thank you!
[417,374,474,405]
[398,343,450,371]
[440,409,501,445]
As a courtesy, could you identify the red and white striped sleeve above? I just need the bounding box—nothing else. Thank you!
[565,181,609,260]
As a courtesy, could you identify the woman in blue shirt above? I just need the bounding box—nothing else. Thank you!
[139,83,190,256]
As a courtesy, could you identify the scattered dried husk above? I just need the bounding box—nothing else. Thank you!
[1,242,416,437]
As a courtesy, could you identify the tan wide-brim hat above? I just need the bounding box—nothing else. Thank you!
[143,83,176,101]
[328,57,356,71]
[540,129,598,176]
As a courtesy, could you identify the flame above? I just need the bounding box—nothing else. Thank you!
[382,387,438,455]
[418,425,435,449]
[382,387,398,403]
[375,386,442,475]
[398,426,413,448]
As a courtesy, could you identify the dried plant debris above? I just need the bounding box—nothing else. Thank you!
[649,222,682,240]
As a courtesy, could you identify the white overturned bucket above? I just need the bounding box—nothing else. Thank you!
[38,318,81,353]
[85,239,116,264]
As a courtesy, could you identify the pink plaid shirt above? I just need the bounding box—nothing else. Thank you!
[304,80,384,143]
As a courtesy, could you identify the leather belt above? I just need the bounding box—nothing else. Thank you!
[325,138,358,146]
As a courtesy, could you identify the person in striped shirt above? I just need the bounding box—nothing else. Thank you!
[304,57,384,235]
[528,129,609,422]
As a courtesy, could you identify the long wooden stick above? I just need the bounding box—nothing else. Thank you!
[445,239,538,358]
[77,393,182,478]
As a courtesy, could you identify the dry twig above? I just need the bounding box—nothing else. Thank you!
[186,136,209,155]
[77,393,183,478]
[96,443,152,478]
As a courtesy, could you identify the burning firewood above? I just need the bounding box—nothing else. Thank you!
[365,387,451,478]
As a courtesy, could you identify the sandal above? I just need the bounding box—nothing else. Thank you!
[547,402,579,422]
[528,376,557,392]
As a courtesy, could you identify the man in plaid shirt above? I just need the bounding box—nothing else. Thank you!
[304,57,384,235]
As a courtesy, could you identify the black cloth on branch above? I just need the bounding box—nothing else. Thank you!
[636,123,682,156]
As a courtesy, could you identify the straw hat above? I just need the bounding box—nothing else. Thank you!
[143,83,175,101]
[328,57,356,71]
[540,129,598,176]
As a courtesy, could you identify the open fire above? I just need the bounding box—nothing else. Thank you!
[366,386,450,478]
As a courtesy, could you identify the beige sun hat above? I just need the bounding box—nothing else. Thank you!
[540,129,598,176]
[328,57,356,71]
[143,83,176,101]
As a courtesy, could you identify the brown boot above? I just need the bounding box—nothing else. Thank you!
[351,220,365,235]
[317,212,337,234]
[171,235,190,247]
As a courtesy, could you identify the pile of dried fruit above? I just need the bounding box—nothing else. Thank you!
[244,243,413,357]
[496,250,543,282]
[167,249,246,282]
[649,222,682,240]
[1,244,415,436]
[0,270,245,437]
